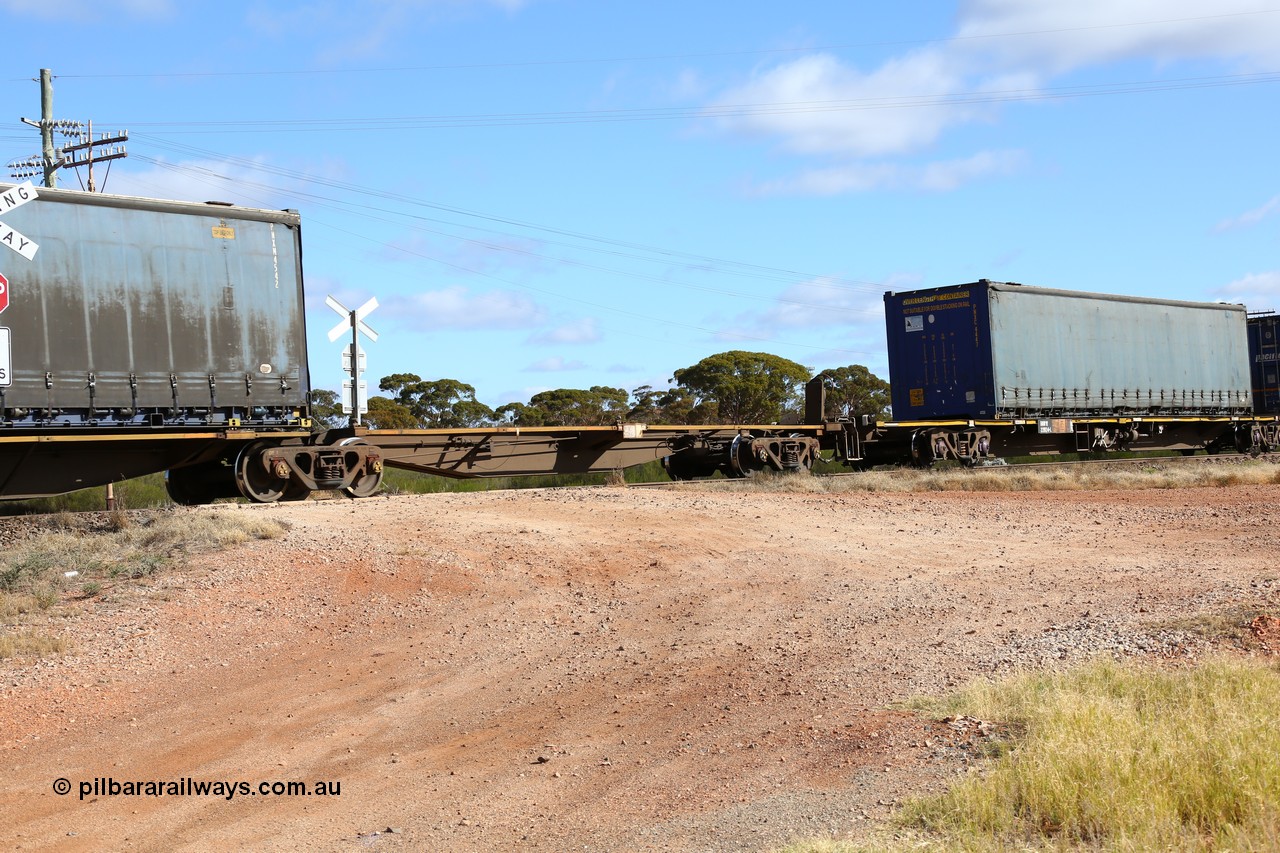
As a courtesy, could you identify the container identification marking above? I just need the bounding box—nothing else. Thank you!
[270,224,279,289]
[212,226,236,239]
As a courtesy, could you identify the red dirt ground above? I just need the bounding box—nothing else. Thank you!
[2,482,1278,851]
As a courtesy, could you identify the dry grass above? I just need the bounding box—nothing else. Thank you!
[782,657,1280,852]
[1153,605,1279,649]
[0,629,67,660]
[909,657,1280,849]
[0,508,289,631]
[119,509,289,553]
[733,459,1280,494]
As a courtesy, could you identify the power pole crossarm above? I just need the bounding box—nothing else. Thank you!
[9,69,129,192]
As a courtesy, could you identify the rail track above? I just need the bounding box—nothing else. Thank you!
[627,450,1277,488]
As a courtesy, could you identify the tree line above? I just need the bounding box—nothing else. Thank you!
[310,350,890,429]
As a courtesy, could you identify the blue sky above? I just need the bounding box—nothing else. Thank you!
[2,1,1279,408]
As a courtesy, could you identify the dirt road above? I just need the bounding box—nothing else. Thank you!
[3,483,1278,851]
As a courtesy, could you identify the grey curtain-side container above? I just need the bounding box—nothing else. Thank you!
[0,184,309,428]
[885,280,1252,421]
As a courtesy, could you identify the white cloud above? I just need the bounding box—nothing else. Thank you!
[711,276,892,353]
[525,356,587,372]
[527,317,601,345]
[1214,271,1280,310]
[103,154,330,208]
[954,0,1280,73]
[101,160,255,204]
[754,149,1028,195]
[493,385,550,406]
[767,278,885,330]
[384,232,553,276]
[384,285,545,330]
[304,280,376,318]
[704,1,1280,196]
[709,51,1001,159]
[670,68,710,102]
[1212,195,1280,233]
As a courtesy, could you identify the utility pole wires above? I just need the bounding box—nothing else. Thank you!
[9,68,129,192]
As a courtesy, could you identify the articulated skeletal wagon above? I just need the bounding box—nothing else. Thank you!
[0,187,1274,504]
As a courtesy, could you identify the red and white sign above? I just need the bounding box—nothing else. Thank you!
[0,272,8,314]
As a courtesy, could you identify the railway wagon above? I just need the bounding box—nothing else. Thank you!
[0,185,816,502]
[0,183,1274,501]
[851,280,1275,466]
[0,184,309,426]
[0,184,381,501]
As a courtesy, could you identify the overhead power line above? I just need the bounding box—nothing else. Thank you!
[126,152,883,357]
[102,70,1280,135]
[28,7,1280,81]
[128,135,887,295]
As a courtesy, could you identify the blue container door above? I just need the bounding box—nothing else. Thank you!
[884,282,994,420]
[1249,314,1280,414]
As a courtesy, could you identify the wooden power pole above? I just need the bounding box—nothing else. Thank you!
[11,68,129,192]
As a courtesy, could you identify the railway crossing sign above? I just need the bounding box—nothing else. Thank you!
[326,295,379,425]
[0,182,40,261]
[325,295,379,343]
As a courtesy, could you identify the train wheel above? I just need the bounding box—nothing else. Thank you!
[279,480,312,502]
[724,434,759,479]
[165,467,216,506]
[338,438,384,498]
[662,453,713,481]
[235,442,289,503]
[908,432,933,468]
[662,455,692,481]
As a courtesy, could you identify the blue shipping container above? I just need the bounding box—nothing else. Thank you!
[885,280,1253,421]
[1248,313,1280,414]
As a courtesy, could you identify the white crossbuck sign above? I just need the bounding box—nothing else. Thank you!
[326,295,379,343]
[0,182,39,260]
[326,295,379,419]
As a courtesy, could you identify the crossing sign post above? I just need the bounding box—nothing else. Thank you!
[325,295,379,426]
